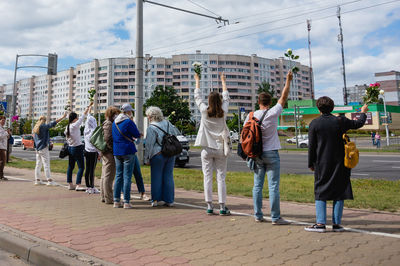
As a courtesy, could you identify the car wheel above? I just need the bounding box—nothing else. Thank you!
[300,143,307,148]
[177,163,186,168]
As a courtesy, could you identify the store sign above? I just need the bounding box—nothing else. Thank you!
[334,106,353,111]
[379,112,392,124]
[351,112,372,125]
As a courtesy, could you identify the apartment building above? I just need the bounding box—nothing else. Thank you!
[375,70,400,106]
[1,52,313,122]
[346,84,368,104]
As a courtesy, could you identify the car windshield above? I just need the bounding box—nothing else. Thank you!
[23,136,33,140]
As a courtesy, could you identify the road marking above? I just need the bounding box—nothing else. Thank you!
[4,176,400,239]
[373,160,400,163]
[352,173,369,176]
[392,166,400,169]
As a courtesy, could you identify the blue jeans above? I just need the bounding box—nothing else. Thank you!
[150,153,175,204]
[253,150,281,221]
[114,154,135,203]
[376,139,381,148]
[316,200,344,225]
[67,145,85,184]
[133,154,145,193]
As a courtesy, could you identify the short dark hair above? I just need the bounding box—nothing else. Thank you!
[258,92,271,106]
[316,96,334,114]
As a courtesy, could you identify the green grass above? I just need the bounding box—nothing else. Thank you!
[8,157,400,212]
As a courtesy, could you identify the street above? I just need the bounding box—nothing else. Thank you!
[10,146,400,180]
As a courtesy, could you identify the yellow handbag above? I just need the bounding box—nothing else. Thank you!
[343,134,359,169]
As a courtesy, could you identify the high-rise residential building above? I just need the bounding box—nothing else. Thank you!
[346,84,367,104]
[1,52,313,122]
[375,70,400,106]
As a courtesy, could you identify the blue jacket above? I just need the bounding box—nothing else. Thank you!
[34,121,57,151]
[112,114,141,156]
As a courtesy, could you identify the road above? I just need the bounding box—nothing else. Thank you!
[10,146,400,180]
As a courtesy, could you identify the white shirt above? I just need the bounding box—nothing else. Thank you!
[0,125,9,150]
[65,114,86,147]
[243,103,283,151]
[194,88,230,155]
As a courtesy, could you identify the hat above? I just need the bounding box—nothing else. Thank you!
[121,103,135,112]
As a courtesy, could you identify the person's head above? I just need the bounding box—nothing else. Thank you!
[121,103,135,118]
[33,116,47,134]
[207,92,224,118]
[105,106,121,122]
[66,112,78,137]
[258,92,272,108]
[316,96,334,114]
[0,116,5,126]
[145,106,164,122]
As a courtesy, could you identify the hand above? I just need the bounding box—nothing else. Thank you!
[287,70,293,82]
[309,167,314,172]
[361,104,369,113]
[194,73,200,82]
[63,112,68,118]
[220,72,226,83]
[7,129,12,135]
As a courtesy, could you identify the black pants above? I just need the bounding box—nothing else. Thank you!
[84,151,98,188]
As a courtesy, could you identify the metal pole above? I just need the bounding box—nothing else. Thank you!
[11,55,19,128]
[307,19,314,99]
[294,105,299,148]
[337,6,348,105]
[238,106,241,135]
[383,96,390,146]
[135,0,144,163]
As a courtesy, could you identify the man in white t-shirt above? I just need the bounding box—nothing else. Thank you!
[243,71,293,224]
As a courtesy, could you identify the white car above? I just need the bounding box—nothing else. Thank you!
[12,135,22,146]
[286,134,308,144]
[299,139,309,148]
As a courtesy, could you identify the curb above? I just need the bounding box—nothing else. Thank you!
[0,224,115,266]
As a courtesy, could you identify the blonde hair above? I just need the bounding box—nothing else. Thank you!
[33,116,46,134]
[145,106,164,122]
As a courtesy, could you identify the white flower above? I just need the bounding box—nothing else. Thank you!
[379,90,385,95]
[286,49,292,54]
[170,111,176,116]
[192,61,202,67]
[365,90,368,95]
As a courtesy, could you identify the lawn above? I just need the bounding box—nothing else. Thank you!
[8,157,400,212]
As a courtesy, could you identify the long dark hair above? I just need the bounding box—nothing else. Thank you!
[207,92,224,118]
[66,112,78,137]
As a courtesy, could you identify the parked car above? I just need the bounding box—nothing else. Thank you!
[175,135,189,167]
[299,139,309,148]
[12,135,22,147]
[51,136,65,143]
[22,135,35,150]
[176,135,189,150]
[230,131,239,143]
[286,134,308,144]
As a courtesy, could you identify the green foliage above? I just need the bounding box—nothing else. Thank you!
[144,85,191,132]
[49,119,68,137]
[22,119,33,134]
[255,81,277,110]
[227,113,239,132]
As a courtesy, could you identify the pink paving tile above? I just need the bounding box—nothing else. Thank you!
[119,260,145,266]
[133,249,159,258]
[136,255,165,264]
[163,257,190,264]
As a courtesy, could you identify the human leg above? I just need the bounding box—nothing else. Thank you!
[101,152,115,204]
[0,150,7,179]
[214,151,228,205]
[332,200,344,225]
[315,200,327,224]
[264,151,281,222]
[161,155,175,204]
[66,147,76,184]
[84,152,91,187]
[122,154,135,203]
[201,148,214,204]
[113,156,124,203]
[150,154,165,203]
[253,163,266,221]
[40,147,52,182]
[34,150,43,182]
[75,146,85,185]
[133,154,145,193]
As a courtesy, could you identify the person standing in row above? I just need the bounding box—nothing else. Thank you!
[0,116,11,181]
[245,71,293,224]
[375,132,381,148]
[83,114,100,194]
[145,106,180,207]
[194,72,231,215]
[112,104,141,209]
[33,113,67,186]
[306,97,368,232]
[65,103,92,191]
[100,106,120,204]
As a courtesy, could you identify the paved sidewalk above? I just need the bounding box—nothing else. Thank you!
[1,166,400,265]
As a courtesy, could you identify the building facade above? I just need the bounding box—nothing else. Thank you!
[375,71,400,106]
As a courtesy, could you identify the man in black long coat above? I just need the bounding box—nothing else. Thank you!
[306,97,368,232]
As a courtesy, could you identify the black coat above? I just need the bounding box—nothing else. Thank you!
[308,113,366,200]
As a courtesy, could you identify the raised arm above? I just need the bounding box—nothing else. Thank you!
[220,72,229,113]
[277,71,293,107]
[194,73,207,112]
[343,104,369,130]
[55,112,67,124]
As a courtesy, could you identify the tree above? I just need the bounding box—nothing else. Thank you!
[49,119,69,137]
[23,119,33,134]
[255,81,277,110]
[226,113,239,132]
[143,86,191,132]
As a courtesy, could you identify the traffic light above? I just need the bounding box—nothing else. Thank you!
[47,53,58,75]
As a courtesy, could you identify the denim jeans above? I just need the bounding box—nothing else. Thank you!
[114,154,135,203]
[316,200,344,225]
[133,154,145,193]
[67,145,85,184]
[253,150,281,221]
[150,153,175,204]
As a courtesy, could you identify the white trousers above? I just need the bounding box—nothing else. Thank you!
[201,147,228,204]
[35,147,51,181]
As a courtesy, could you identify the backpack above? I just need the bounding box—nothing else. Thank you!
[239,110,268,159]
[90,125,108,152]
[343,134,359,169]
[152,123,182,157]
[59,142,69,158]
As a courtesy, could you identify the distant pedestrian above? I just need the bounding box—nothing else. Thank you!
[0,116,11,181]
[7,134,13,163]
[84,114,100,194]
[306,97,368,233]
[375,132,381,148]
[65,103,92,191]
[371,131,376,146]
[194,72,231,216]
[244,71,293,224]
[145,106,180,207]
[33,113,67,186]
[100,106,120,204]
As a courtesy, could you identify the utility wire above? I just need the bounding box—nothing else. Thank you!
[186,0,221,17]
[149,0,400,56]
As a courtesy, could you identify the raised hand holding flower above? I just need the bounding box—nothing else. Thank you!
[88,88,96,103]
[284,49,300,73]
[192,62,202,80]
[363,83,381,104]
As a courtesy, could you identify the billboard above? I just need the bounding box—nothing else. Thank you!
[351,112,372,125]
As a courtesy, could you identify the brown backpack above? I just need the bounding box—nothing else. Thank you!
[239,110,268,159]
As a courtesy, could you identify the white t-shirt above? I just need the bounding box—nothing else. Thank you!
[243,103,283,151]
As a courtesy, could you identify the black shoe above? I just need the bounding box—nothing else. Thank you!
[305,224,326,233]
[332,224,345,232]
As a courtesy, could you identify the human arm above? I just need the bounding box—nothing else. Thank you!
[342,104,369,131]
[144,127,156,161]
[55,112,67,124]
[194,73,207,112]
[128,120,141,139]
[84,102,93,116]
[220,72,229,113]
[277,71,293,107]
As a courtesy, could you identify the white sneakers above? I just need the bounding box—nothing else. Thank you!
[75,185,86,191]
[34,180,45,186]
[46,181,57,186]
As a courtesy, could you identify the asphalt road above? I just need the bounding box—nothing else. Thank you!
[10,146,400,180]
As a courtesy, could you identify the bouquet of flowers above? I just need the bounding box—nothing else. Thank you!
[363,83,382,104]
[192,62,202,79]
[88,88,96,103]
[64,100,71,111]
[284,49,300,73]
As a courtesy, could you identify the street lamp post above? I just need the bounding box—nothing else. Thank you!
[380,90,390,146]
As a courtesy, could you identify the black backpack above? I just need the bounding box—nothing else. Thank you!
[152,123,182,157]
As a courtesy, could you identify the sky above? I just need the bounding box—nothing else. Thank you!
[0,0,399,104]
